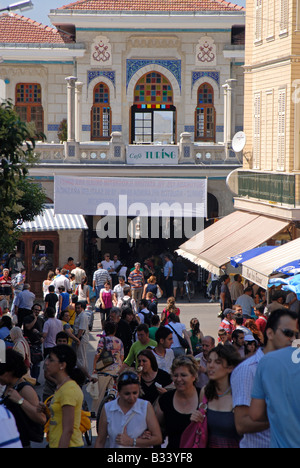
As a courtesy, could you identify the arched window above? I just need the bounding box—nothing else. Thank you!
[15,83,44,134]
[91,82,111,140]
[131,72,176,144]
[195,83,215,142]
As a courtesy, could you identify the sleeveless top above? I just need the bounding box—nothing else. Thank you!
[105,398,148,448]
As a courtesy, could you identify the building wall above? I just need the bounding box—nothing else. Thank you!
[0,29,244,145]
[243,0,298,175]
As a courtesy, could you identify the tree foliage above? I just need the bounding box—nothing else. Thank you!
[0,100,46,254]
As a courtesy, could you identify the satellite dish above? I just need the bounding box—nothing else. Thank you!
[232,131,246,153]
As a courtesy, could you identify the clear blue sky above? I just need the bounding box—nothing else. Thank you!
[9,0,246,27]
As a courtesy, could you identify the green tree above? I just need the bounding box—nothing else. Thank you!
[0,100,46,254]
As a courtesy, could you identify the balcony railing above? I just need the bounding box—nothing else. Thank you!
[34,131,240,166]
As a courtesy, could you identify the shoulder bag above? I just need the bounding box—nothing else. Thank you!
[95,336,115,371]
[168,324,189,350]
[179,395,208,449]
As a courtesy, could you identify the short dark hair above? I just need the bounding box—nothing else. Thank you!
[155,326,173,343]
[137,323,149,334]
[0,349,28,378]
[48,285,55,292]
[103,321,117,335]
[264,308,298,345]
[56,331,69,343]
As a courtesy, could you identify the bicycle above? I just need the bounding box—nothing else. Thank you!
[184,272,195,302]
[95,371,119,434]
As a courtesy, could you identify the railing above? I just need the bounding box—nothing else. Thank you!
[33,132,240,165]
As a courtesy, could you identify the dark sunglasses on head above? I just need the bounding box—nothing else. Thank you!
[118,372,139,385]
[278,328,299,339]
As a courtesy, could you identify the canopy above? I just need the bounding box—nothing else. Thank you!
[242,237,300,289]
[268,274,300,300]
[177,210,290,276]
[274,260,300,275]
[20,206,88,232]
[230,246,277,268]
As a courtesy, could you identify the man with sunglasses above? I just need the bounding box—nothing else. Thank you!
[231,308,298,448]
[250,312,300,448]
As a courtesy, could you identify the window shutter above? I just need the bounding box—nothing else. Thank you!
[277,89,286,171]
[255,0,262,42]
[280,0,288,33]
[253,93,261,169]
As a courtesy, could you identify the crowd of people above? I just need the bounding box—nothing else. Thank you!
[0,252,299,449]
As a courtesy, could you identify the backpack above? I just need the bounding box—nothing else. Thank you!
[120,297,133,312]
[140,310,153,327]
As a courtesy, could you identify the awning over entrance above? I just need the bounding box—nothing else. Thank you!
[176,210,290,276]
[20,207,88,232]
[242,237,300,289]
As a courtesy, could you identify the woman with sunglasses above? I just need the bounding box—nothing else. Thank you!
[95,370,162,448]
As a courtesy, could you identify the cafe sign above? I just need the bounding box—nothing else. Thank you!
[126,145,179,165]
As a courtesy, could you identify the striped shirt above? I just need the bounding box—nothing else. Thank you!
[128,270,144,289]
[231,347,270,448]
[93,268,111,286]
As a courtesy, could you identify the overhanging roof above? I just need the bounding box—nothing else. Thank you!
[177,210,290,276]
[20,207,88,232]
[242,237,300,289]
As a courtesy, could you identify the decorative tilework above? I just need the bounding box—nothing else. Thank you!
[127,59,181,91]
[48,124,60,132]
[87,70,116,88]
[184,125,195,132]
[82,125,91,131]
[216,125,224,132]
[112,125,122,132]
[192,71,220,89]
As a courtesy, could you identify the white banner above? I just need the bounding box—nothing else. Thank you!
[126,145,179,165]
[54,175,207,218]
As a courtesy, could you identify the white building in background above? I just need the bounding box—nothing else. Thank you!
[0,0,245,293]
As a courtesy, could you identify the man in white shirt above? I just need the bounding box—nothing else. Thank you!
[138,299,153,326]
[113,276,129,304]
[73,302,89,372]
[151,326,174,374]
[52,269,71,294]
[71,262,86,286]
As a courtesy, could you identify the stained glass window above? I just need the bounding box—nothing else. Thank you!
[94,83,110,104]
[91,82,111,140]
[16,83,42,104]
[195,83,215,141]
[134,72,173,104]
[15,83,43,134]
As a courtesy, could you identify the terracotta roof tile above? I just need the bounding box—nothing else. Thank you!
[0,13,74,43]
[59,0,245,12]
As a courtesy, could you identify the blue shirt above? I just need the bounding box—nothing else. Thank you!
[251,346,300,448]
[14,289,35,310]
[164,261,173,277]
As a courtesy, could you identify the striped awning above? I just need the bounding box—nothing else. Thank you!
[20,207,88,232]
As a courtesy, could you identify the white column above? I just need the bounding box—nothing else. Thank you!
[75,81,83,143]
[65,76,77,142]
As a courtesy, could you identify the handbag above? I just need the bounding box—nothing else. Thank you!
[30,344,43,365]
[95,336,115,371]
[168,324,189,349]
[180,396,208,448]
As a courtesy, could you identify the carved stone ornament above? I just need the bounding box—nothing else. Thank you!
[91,35,112,67]
[196,36,217,67]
